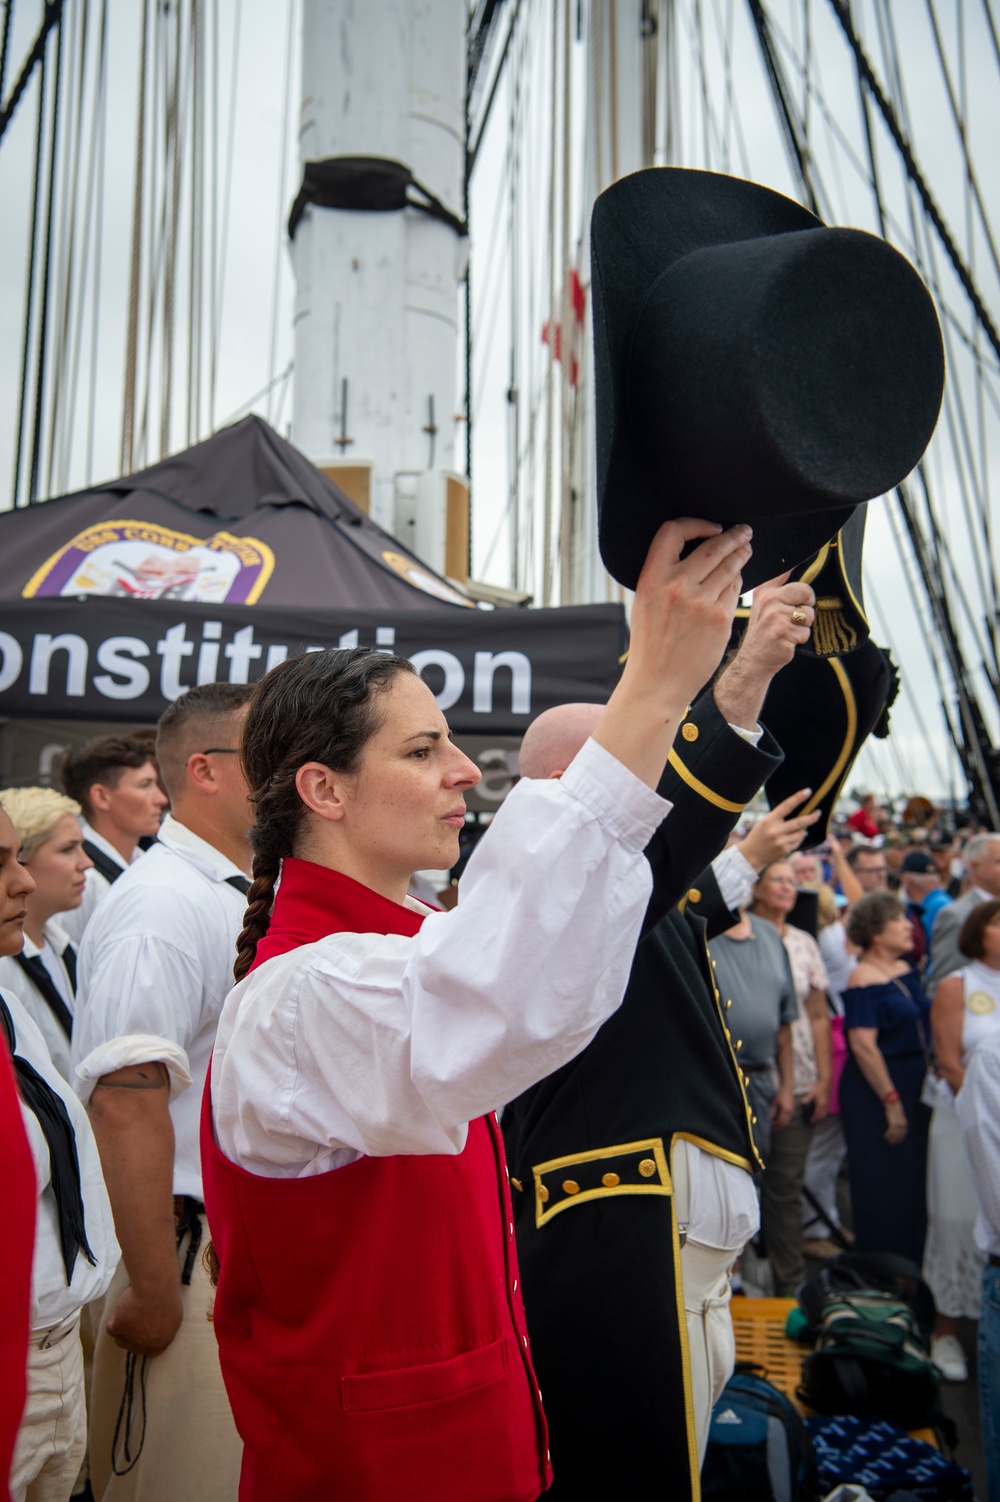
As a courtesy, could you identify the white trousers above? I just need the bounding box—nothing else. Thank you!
[680,1238,736,1466]
[9,1316,87,1502]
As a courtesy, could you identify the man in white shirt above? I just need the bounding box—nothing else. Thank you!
[56,737,168,943]
[73,684,253,1502]
[0,804,119,1502]
[927,832,1000,994]
[955,1031,1000,1502]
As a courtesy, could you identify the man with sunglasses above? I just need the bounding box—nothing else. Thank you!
[71,684,254,1502]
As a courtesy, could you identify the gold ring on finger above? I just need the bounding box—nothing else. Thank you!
[791,608,807,625]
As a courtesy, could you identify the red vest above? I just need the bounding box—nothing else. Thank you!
[201,859,551,1502]
[0,1039,34,1496]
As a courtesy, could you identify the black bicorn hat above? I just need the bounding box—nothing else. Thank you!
[591,167,946,591]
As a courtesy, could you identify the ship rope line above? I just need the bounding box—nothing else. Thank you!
[264,0,296,428]
[10,13,48,509]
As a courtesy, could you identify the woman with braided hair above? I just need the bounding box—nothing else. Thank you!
[201,518,754,1502]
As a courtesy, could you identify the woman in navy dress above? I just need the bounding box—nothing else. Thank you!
[840,890,932,1263]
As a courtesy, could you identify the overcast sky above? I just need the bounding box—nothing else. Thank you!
[1,0,998,803]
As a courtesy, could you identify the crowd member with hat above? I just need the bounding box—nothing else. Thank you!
[55,737,168,944]
[0,802,118,1502]
[928,830,963,899]
[504,576,819,1498]
[901,848,952,954]
[924,901,1000,1382]
[202,518,753,1502]
[72,683,252,1502]
[928,834,1000,994]
[841,891,932,1263]
[0,789,92,1083]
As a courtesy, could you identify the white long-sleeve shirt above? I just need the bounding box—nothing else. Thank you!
[73,814,249,1200]
[956,1030,1000,1258]
[2,988,118,1331]
[213,737,671,1178]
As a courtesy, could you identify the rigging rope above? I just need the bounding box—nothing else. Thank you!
[558,0,573,603]
[745,0,821,214]
[11,37,47,507]
[84,0,108,484]
[210,0,242,427]
[161,0,185,458]
[541,0,558,607]
[121,0,150,474]
[0,0,13,100]
[924,0,1000,292]
[265,0,296,426]
[48,0,88,495]
[826,0,1000,364]
[0,0,62,145]
[27,8,63,504]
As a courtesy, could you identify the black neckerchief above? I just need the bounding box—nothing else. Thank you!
[12,946,75,1039]
[0,993,95,1284]
[82,840,126,887]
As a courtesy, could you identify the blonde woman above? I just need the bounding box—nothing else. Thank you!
[0,788,92,1081]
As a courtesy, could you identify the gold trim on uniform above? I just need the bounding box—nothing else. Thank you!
[670,1135,704,1499]
[801,657,858,816]
[532,1138,672,1228]
[666,749,746,814]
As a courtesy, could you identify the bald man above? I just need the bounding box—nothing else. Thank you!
[503,574,818,1501]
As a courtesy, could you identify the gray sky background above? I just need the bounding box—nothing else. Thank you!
[2,0,999,804]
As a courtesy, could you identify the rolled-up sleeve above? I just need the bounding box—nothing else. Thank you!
[217,737,671,1168]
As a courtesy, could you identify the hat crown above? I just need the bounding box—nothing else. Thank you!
[627,226,945,522]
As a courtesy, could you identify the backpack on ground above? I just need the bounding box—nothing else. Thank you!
[702,1365,819,1502]
[805,1415,973,1501]
[797,1289,943,1431]
[797,1253,936,1347]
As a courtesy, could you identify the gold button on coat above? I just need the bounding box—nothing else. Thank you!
[601,1172,620,1188]
[538,1185,550,1202]
[687,888,702,904]
[562,1179,581,1195]
[682,722,699,742]
[638,1159,657,1178]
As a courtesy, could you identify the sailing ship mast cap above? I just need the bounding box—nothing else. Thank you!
[591,167,945,591]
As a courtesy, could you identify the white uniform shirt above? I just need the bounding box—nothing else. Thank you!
[675,843,761,1253]
[2,988,119,1331]
[0,920,76,1081]
[54,822,139,945]
[956,1030,1000,1257]
[73,814,249,1200]
[213,737,670,1178]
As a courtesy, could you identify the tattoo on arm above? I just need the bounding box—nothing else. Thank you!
[93,1062,170,1091]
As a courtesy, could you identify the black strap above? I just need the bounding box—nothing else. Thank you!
[287,155,468,241]
[12,951,74,1039]
[0,994,95,1284]
[62,942,77,995]
[225,875,251,897]
[83,840,126,887]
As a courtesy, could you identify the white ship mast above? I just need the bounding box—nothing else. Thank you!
[290,0,471,584]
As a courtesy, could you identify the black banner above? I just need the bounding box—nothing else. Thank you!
[0,598,627,735]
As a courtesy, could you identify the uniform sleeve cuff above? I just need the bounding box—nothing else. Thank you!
[712,846,758,910]
[561,737,673,853]
[74,1035,192,1103]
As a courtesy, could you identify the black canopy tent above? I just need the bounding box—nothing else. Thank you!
[0,418,625,803]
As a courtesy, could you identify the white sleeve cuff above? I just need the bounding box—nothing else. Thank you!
[74,1035,193,1104]
[728,721,763,746]
[712,845,758,911]
[560,737,672,853]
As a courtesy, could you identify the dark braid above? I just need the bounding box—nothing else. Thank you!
[232,648,416,983]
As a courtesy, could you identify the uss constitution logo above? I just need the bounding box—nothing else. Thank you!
[23,521,275,606]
